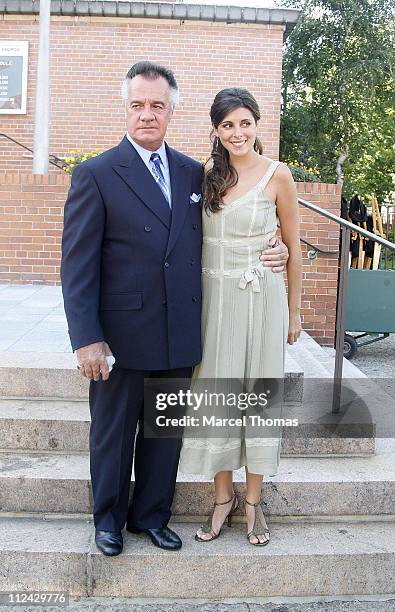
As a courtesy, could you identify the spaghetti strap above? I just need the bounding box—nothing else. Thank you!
[260,160,281,191]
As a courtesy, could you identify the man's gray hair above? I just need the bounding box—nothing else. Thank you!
[121,61,180,108]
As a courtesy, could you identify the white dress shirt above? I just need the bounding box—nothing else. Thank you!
[126,134,172,206]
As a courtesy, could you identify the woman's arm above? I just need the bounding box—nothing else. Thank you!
[274,163,303,344]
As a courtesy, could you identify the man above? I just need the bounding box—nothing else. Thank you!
[61,62,288,557]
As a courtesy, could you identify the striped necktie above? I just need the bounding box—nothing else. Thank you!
[150,153,171,208]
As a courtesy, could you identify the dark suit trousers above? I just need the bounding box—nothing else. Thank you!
[89,367,191,532]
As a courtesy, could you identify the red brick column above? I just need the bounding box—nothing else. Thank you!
[296,182,342,346]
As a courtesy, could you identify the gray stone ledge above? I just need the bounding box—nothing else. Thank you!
[0,517,393,598]
[0,451,393,515]
[0,0,300,35]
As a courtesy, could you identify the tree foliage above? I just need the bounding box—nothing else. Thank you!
[279,0,394,203]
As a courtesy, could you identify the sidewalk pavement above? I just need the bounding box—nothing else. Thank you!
[0,284,70,353]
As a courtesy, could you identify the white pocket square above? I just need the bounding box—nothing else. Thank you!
[190,193,202,203]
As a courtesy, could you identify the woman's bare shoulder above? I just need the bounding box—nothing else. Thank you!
[275,161,294,183]
[260,157,290,178]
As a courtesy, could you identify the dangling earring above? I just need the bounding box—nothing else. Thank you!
[214,136,220,150]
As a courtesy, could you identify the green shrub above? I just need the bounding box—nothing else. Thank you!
[287,162,321,182]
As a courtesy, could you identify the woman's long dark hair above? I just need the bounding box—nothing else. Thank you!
[204,88,263,214]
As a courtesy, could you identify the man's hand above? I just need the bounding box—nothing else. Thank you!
[76,341,113,382]
[260,237,289,273]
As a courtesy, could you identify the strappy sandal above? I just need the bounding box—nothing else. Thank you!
[245,498,270,546]
[195,492,239,542]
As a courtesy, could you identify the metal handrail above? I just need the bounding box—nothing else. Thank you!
[0,133,70,170]
[298,195,395,413]
[299,197,395,251]
[300,237,338,255]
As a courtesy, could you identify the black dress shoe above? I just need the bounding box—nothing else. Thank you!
[95,529,123,556]
[126,525,182,550]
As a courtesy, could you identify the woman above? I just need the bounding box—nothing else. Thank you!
[179,88,302,545]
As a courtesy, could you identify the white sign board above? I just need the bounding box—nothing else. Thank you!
[0,41,29,114]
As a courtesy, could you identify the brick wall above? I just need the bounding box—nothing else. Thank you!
[1,15,284,170]
[296,182,341,346]
[0,172,341,345]
[0,172,68,284]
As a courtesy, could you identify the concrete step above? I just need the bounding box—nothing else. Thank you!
[0,396,375,456]
[0,516,393,598]
[0,450,393,516]
[0,398,89,452]
[288,333,394,453]
[0,352,88,399]
[287,332,367,379]
[0,333,366,399]
[0,350,303,402]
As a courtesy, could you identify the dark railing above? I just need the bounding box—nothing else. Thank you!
[0,133,70,171]
[300,236,338,257]
[298,196,395,413]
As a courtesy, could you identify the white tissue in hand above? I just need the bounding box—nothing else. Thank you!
[106,355,115,372]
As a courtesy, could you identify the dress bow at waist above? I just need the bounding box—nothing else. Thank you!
[238,264,266,292]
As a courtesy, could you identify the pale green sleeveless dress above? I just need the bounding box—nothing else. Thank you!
[179,160,289,478]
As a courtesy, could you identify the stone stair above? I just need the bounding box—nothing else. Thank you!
[0,333,394,600]
[1,448,393,516]
[1,517,393,599]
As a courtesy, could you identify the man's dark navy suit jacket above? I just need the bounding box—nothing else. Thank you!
[61,136,204,370]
